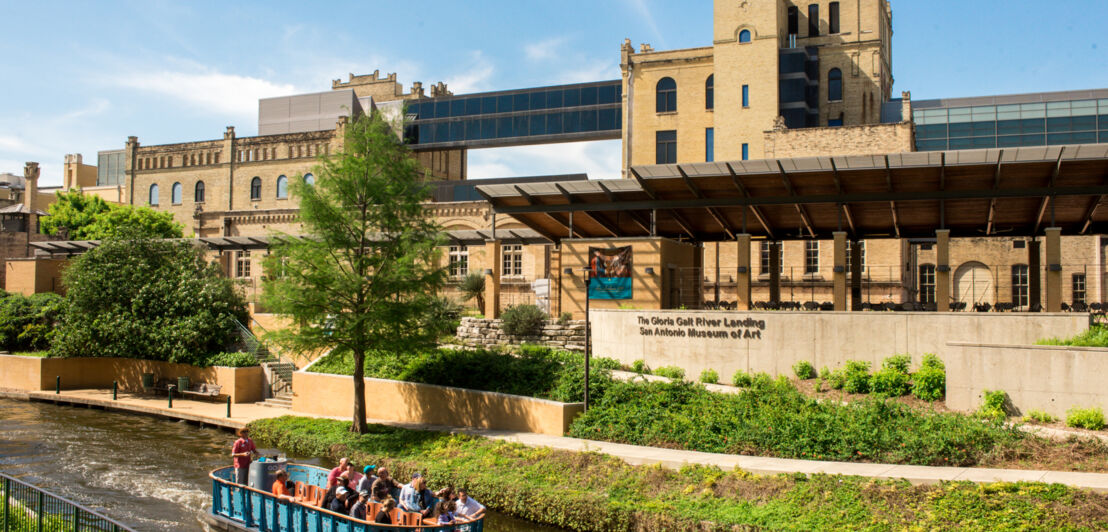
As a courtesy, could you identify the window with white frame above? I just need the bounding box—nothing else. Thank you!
[235,250,251,278]
[804,241,819,274]
[449,245,468,278]
[1012,264,1029,307]
[502,244,523,277]
[1072,273,1086,304]
[919,264,936,304]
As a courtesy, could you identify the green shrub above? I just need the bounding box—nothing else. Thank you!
[423,296,463,338]
[0,291,65,352]
[920,353,945,371]
[1066,407,1106,430]
[750,372,773,389]
[698,369,719,384]
[1036,326,1108,347]
[557,311,573,325]
[499,304,547,337]
[731,369,752,387]
[882,354,911,373]
[568,379,1024,466]
[653,365,685,380]
[827,368,847,390]
[977,390,1010,422]
[1024,409,1056,424]
[630,359,649,374]
[458,273,485,309]
[911,367,946,401]
[203,351,259,367]
[792,360,816,380]
[871,368,910,396]
[842,360,872,394]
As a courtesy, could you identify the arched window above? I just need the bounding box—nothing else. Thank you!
[828,68,843,101]
[195,181,205,203]
[250,177,262,201]
[148,184,159,206]
[705,75,714,110]
[739,29,752,43]
[304,173,315,186]
[655,77,676,113]
[171,182,182,204]
[276,175,288,199]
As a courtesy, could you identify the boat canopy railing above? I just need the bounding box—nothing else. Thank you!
[209,464,484,532]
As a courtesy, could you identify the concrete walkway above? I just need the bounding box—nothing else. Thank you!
[5,388,1108,493]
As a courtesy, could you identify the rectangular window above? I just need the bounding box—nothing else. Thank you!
[1073,273,1087,304]
[828,115,843,127]
[808,4,819,37]
[1012,265,1029,307]
[846,240,866,273]
[741,143,749,161]
[787,6,799,35]
[449,245,469,278]
[502,244,523,277]
[656,130,677,164]
[829,2,840,34]
[235,250,251,279]
[804,241,819,274]
[705,128,714,162]
[742,85,749,107]
[1013,240,1027,249]
[919,265,936,304]
[760,242,782,274]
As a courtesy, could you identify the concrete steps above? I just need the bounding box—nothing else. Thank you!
[259,393,292,409]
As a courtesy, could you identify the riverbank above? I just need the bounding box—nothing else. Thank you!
[250,415,1108,531]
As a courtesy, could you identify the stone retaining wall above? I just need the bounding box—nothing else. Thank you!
[455,317,587,351]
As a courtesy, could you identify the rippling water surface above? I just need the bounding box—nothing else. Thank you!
[0,398,561,532]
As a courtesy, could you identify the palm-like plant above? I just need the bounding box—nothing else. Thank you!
[459,272,485,311]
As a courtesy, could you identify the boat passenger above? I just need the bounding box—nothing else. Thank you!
[399,473,429,515]
[322,474,349,510]
[357,465,378,493]
[271,471,294,501]
[435,499,456,525]
[371,467,400,498]
[454,489,486,520]
[329,486,350,514]
[374,498,396,525]
[349,490,370,520]
[230,428,259,485]
[327,457,349,486]
[344,462,364,486]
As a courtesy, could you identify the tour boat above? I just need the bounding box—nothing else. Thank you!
[209,463,485,531]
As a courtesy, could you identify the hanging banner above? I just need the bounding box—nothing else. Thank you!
[588,246,633,299]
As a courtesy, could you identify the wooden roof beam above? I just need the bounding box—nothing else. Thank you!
[776,161,816,238]
[829,158,856,235]
[884,156,900,238]
[985,150,1004,235]
[677,166,734,239]
[1034,147,1065,235]
[724,162,774,239]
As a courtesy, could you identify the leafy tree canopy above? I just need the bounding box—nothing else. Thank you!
[42,190,183,240]
[262,112,446,433]
[51,229,248,364]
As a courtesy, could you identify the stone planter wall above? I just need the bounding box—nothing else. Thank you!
[455,317,587,351]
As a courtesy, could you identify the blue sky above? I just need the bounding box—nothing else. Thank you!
[2,0,1106,186]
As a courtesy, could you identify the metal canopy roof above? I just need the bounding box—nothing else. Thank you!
[29,229,551,255]
[477,144,1108,242]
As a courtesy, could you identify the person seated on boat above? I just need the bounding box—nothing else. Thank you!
[349,490,370,520]
[399,473,431,516]
[344,462,364,486]
[435,499,456,525]
[374,498,396,525]
[329,486,351,514]
[435,484,455,502]
[327,457,349,487]
[370,480,390,504]
[454,489,486,520]
[371,467,400,498]
[357,465,377,493]
[271,471,294,501]
[321,474,348,510]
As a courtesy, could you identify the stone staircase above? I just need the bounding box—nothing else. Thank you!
[259,391,293,409]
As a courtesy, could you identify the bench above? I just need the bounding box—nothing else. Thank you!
[148,379,221,400]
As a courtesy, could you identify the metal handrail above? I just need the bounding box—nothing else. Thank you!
[1,473,136,531]
[208,464,484,531]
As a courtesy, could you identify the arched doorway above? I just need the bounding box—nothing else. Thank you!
[954,261,994,306]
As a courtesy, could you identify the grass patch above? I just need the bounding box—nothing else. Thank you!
[1036,326,1108,347]
[249,415,1108,531]
[306,345,619,402]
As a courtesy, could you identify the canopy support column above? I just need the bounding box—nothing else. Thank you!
[484,239,502,318]
[850,239,864,311]
[1045,227,1062,312]
[936,229,951,312]
[1029,239,1042,310]
[833,232,847,311]
[736,234,752,310]
[768,241,781,304]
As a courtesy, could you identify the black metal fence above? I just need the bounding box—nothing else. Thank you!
[1,473,135,532]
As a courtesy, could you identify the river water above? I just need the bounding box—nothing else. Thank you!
[0,398,561,532]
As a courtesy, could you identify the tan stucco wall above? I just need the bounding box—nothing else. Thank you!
[5,257,68,296]
[291,370,582,436]
[590,309,1090,382]
[0,356,263,403]
[946,342,1108,417]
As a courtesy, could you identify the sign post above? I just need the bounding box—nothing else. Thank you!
[584,269,591,411]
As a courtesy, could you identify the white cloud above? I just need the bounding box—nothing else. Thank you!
[525,36,571,62]
[467,140,621,181]
[113,69,298,116]
[443,51,495,94]
[626,0,666,49]
[0,136,50,156]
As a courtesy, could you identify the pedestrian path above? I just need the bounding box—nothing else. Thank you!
[6,388,1108,493]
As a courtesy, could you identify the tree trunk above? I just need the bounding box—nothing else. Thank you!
[351,347,368,434]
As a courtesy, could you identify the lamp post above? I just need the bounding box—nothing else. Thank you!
[584,268,591,411]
